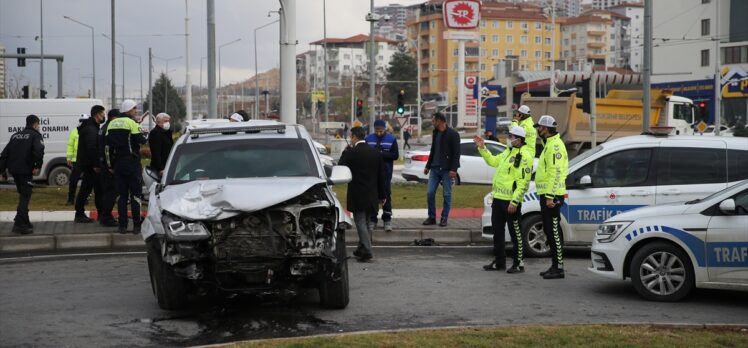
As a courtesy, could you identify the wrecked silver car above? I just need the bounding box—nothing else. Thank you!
[141,122,352,310]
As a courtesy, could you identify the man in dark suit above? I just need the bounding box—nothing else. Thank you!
[338,126,386,262]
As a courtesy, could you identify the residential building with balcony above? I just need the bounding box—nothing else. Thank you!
[559,10,620,68]
[609,2,643,72]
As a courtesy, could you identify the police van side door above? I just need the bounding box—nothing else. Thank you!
[655,141,728,205]
[564,147,657,243]
[706,188,748,284]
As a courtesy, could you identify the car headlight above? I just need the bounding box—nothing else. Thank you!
[596,221,632,243]
[162,212,211,241]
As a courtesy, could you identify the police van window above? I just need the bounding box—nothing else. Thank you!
[727,150,748,182]
[658,147,726,186]
[569,148,654,188]
[672,103,693,123]
[461,143,479,157]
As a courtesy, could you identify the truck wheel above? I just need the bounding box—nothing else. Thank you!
[630,241,694,302]
[521,214,551,258]
[147,239,189,310]
[47,166,71,186]
[319,230,350,309]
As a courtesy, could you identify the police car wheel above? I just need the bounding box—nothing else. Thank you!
[48,166,71,186]
[630,242,694,302]
[521,214,551,258]
[147,239,189,310]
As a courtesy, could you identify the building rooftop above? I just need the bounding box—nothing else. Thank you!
[310,34,398,46]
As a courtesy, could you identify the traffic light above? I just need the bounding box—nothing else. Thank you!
[356,99,363,117]
[22,85,29,99]
[40,89,47,99]
[17,47,26,67]
[575,78,591,114]
[696,101,708,121]
[396,90,405,115]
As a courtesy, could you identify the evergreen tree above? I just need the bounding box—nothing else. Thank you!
[145,73,186,129]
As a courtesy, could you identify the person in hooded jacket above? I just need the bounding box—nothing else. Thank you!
[74,105,106,223]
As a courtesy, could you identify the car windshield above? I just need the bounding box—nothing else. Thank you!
[685,180,748,204]
[569,145,604,167]
[166,138,318,185]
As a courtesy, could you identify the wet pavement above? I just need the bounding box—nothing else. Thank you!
[1,248,747,347]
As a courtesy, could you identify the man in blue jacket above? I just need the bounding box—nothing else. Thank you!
[365,119,398,232]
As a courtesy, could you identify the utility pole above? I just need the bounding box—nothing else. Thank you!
[714,0,721,135]
[40,0,44,97]
[148,48,153,129]
[367,0,377,132]
[63,15,96,98]
[207,0,217,118]
[549,0,556,97]
[457,39,466,129]
[416,8,422,143]
[642,0,652,132]
[279,0,297,125]
[111,0,116,108]
[590,71,597,148]
[323,0,329,140]
[185,0,193,121]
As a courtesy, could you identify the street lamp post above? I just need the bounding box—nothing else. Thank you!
[102,33,124,103]
[63,15,96,98]
[254,19,279,120]
[123,52,143,105]
[218,38,242,117]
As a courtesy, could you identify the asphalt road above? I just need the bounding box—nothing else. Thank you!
[1,247,747,347]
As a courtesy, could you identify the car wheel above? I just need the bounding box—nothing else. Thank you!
[147,239,189,310]
[47,166,71,186]
[319,230,350,309]
[521,214,551,258]
[630,241,694,302]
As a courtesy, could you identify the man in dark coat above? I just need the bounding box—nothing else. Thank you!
[338,126,386,262]
[74,105,106,223]
[147,112,174,176]
[423,112,461,227]
[0,115,45,234]
[96,109,119,227]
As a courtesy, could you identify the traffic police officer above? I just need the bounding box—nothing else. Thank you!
[534,115,568,279]
[0,115,45,234]
[474,126,532,273]
[365,119,398,232]
[512,104,537,158]
[65,114,88,205]
[105,100,147,234]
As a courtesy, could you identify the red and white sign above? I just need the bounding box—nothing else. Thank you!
[465,76,477,88]
[443,0,481,29]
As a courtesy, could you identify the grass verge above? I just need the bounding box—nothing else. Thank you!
[0,183,489,211]
[232,325,748,348]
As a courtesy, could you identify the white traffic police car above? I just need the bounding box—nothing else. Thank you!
[589,180,748,301]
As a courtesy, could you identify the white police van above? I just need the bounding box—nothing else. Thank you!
[481,134,748,257]
[590,180,748,301]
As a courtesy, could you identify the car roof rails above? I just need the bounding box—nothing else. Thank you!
[187,124,287,138]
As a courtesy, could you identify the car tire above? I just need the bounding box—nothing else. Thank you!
[319,230,350,309]
[629,241,695,302]
[147,239,189,310]
[521,214,551,258]
[47,165,71,186]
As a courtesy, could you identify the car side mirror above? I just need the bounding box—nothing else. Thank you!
[328,165,352,185]
[719,199,736,214]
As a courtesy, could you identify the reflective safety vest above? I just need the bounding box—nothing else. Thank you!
[535,133,568,198]
[479,145,532,205]
[105,116,146,164]
[511,116,537,158]
[66,128,79,162]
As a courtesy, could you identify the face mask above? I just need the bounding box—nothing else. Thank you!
[506,137,514,148]
[162,122,171,131]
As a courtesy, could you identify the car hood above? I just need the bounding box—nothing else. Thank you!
[159,177,327,220]
[604,202,690,222]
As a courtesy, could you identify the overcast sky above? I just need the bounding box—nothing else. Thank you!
[1,0,423,100]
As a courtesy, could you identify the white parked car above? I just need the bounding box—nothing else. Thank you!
[141,121,352,310]
[481,134,748,257]
[401,139,505,185]
[589,180,748,301]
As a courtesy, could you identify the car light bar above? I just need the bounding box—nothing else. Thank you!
[187,124,287,138]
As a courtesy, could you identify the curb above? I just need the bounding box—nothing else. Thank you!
[0,229,489,255]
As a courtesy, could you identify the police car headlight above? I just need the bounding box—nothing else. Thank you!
[162,212,211,241]
[596,221,632,243]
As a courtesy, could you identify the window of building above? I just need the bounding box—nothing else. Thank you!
[702,0,711,3]
[520,64,526,70]
[535,36,541,44]
[430,77,436,85]
[535,50,541,58]
[545,38,551,44]
[355,54,362,60]
[430,35,435,43]
[506,49,513,56]
[722,45,748,64]
[545,51,551,59]
[507,35,513,43]
[431,49,435,57]
[521,50,528,57]
[492,48,499,56]
[564,38,569,45]
[430,64,436,70]
[545,65,551,71]
[520,36,528,44]
[431,20,436,29]
[481,63,486,70]
[493,20,499,28]
[535,22,542,30]
[343,53,350,60]
[701,49,709,66]
[535,63,541,70]
[492,35,499,43]
[563,50,569,57]
[454,48,459,56]
[507,20,513,29]
[480,20,486,28]
[521,21,528,29]
[701,19,710,36]
[343,65,350,71]
[481,35,486,42]
[547,24,553,31]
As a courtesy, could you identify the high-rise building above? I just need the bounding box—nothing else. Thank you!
[559,9,625,69]
[407,2,561,103]
[531,0,582,17]
[652,0,748,127]
[374,4,415,42]
[609,2,643,71]
[592,0,640,10]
